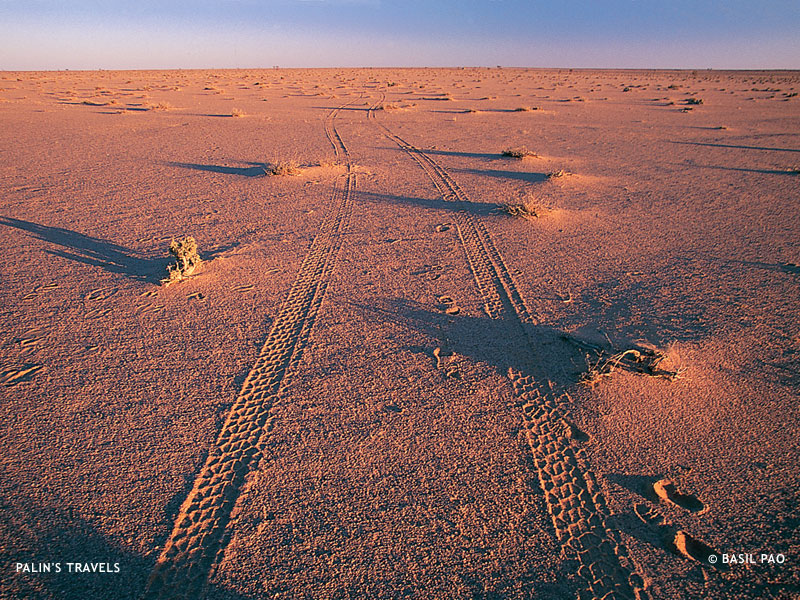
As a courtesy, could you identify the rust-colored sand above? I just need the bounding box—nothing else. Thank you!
[1,68,798,600]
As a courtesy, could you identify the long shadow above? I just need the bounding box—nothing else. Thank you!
[357,190,501,217]
[166,161,266,177]
[680,163,798,176]
[671,141,800,153]
[0,217,163,282]
[356,297,588,395]
[680,252,800,277]
[312,105,371,112]
[0,487,252,600]
[454,167,548,183]
[416,148,501,161]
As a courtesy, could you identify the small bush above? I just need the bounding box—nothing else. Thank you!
[686,98,703,105]
[231,108,246,117]
[513,106,538,112]
[499,197,543,220]
[269,161,300,176]
[502,146,538,159]
[162,237,202,286]
[547,169,567,179]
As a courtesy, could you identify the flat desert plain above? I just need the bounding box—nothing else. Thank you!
[1,68,799,600]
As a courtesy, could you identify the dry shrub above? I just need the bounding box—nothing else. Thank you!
[547,169,567,179]
[379,102,416,111]
[580,345,686,387]
[151,101,174,111]
[269,160,300,176]
[162,237,202,286]
[513,106,539,112]
[499,195,544,220]
[502,146,538,159]
[231,107,246,117]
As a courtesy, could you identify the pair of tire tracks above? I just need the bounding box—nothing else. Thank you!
[143,100,364,599]
[369,98,647,600]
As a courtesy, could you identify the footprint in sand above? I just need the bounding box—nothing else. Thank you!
[2,364,45,387]
[19,336,41,349]
[435,224,451,232]
[653,479,706,513]
[23,282,60,301]
[433,346,461,379]
[673,530,725,570]
[437,295,461,315]
[85,287,118,302]
[85,306,113,319]
[136,303,165,314]
[633,493,721,569]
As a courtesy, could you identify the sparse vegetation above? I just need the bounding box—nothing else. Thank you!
[686,98,703,105]
[269,160,300,176]
[499,195,544,220]
[151,101,174,111]
[162,237,202,286]
[579,346,686,387]
[231,108,246,117]
[502,146,538,159]
[379,101,416,111]
[547,169,567,179]
[513,106,538,112]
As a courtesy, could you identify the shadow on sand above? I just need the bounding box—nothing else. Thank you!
[0,217,164,282]
[358,190,501,217]
[454,167,549,183]
[166,161,267,177]
[671,140,800,153]
[0,490,253,600]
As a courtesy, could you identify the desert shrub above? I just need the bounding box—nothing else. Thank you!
[499,197,543,220]
[162,237,202,286]
[269,161,300,176]
[502,146,538,159]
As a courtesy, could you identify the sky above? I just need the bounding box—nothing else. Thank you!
[1,0,799,70]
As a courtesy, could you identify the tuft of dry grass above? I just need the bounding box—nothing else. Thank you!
[513,106,539,112]
[686,97,703,105]
[82,98,118,106]
[547,169,567,179]
[502,146,538,159]
[161,237,202,286]
[378,101,416,111]
[268,160,301,176]
[499,196,544,220]
[231,107,246,117]
[151,101,174,111]
[579,345,686,387]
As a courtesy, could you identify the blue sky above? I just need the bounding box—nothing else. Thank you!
[1,0,798,70]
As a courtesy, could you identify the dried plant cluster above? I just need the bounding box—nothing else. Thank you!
[162,236,202,286]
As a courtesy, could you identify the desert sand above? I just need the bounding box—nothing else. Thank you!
[1,68,798,600]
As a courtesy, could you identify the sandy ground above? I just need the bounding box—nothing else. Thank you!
[1,68,798,600]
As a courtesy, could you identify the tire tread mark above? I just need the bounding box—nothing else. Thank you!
[142,100,360,600]
[371,101,646,600]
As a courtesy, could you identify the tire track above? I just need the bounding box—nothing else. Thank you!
[143,100,360,600]
[370,100,646,600]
